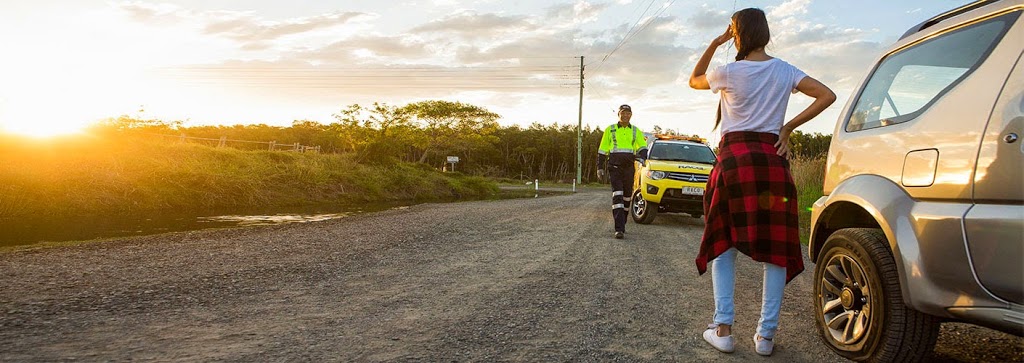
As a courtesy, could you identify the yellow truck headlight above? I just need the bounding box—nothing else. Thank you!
[647,170,666,180]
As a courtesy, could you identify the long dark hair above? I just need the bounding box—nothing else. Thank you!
[714,8,771,131]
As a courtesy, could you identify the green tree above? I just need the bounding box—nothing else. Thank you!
[332,103,414,163]
[403,100,501,165]
[788,131,832,159]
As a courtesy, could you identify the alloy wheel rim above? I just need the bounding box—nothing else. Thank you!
[632,195,646,216]
[820,254,871,345]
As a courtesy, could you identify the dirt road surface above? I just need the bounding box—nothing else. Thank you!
[1,192,1021,361]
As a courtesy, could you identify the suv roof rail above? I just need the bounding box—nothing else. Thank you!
[899,0,1000,40]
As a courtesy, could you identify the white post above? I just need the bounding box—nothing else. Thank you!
[573,179,577,193]
[535,179,539,192]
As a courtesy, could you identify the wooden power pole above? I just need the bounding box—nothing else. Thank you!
[577,56,584,187]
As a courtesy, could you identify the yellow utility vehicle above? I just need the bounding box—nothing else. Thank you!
[631,135,716,223]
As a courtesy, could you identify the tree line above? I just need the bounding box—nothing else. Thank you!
[98,100,831,182]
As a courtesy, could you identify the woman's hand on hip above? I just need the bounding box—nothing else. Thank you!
[775,129,792,157]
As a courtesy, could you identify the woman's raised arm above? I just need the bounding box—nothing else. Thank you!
[689,25,733,90]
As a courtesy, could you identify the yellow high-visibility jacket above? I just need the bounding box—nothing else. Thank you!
[597,123,647,168]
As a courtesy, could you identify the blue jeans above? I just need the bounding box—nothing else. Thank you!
[711,248,787,339]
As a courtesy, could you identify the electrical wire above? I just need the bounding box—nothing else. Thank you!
[626,0,679,44]
[601,0,660,64]
[156,61,582,91]
[590,0,677,76]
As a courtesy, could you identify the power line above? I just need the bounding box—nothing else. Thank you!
[601,0,659,64]
[155,60,583,92]
[590,0,677,76]
[626,0,679,45]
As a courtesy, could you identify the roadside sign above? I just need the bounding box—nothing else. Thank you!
[446,156,459,163]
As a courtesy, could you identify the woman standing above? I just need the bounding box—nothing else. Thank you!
[688,8,836,356]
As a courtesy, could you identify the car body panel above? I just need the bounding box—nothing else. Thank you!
[812,0,1024,337]
[824,9,1022,201]
[967,48,1024,305]
[810,176,1004,316]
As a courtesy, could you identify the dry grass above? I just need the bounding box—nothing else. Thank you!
[790,156,826,244]
[0,133,497,219]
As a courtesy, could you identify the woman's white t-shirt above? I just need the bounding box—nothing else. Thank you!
[706,58,807,135]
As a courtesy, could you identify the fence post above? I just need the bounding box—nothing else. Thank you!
[269,141,276,151]
[218,136,227,148]
[293,143,299,152]
[179,133,186,143]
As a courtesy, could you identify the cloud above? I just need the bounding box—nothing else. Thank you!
[412,11,538,38]
[202,11,366,43]
[763,4,883,89]
[449,12,697,99]
[546,1,611,24]
[304,35,434,61]
[769,0,811,20]
[117,1,187,25]
[117,2,369,48]
[687,4,731,32]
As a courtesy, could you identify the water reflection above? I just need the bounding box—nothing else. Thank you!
[198,213,351,226]
[0,203,410,247]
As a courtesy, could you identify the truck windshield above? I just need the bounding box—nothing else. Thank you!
[649,143,716,164]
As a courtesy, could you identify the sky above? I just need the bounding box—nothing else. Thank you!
[0,0,973,139]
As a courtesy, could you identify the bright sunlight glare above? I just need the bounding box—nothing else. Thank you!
[0,83,105,138]
[0,58,152,138]
[0,7,162,138]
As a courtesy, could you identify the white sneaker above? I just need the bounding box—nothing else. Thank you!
[754,334,774,356]
[702,324,735,353]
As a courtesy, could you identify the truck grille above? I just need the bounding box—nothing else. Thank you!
[666,172,708,183]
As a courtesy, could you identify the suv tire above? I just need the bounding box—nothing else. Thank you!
[630,190,657,224]
[814,228,940,362]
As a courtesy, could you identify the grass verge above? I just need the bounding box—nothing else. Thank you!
[0,134,497,219]
[791,156,826,245]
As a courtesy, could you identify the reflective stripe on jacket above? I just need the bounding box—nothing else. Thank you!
[598,124,646,155]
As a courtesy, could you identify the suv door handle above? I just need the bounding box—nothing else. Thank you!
[1005,133,1018,143]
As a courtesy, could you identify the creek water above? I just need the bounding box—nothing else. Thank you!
[0,202,412,248]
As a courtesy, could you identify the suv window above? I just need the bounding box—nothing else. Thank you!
[846,11,1019,132]
[649,142,716,164]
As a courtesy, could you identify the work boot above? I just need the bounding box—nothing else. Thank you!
[614,231,624,239]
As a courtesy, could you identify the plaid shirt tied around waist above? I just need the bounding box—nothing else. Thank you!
[695,131,804,283]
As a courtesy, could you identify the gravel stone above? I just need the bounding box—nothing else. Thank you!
[0,192,1020,362]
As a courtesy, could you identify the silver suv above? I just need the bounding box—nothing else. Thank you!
[809,0,1023,361]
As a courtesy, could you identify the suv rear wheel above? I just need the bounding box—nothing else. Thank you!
[630,190,657,224]
[814,228,940,362]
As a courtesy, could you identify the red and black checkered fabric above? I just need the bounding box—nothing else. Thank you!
[695,131,804,283]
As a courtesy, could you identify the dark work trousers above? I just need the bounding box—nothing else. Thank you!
[608,159,636,233]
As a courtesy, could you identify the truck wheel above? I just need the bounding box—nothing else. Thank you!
[814,228,940,362]
[630,190,657,224]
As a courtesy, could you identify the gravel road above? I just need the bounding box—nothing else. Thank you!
[1,192,1021,361]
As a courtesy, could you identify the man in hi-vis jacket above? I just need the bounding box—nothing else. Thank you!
[597,104,648,239]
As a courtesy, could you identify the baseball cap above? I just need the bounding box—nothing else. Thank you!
[619,104,631,111]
